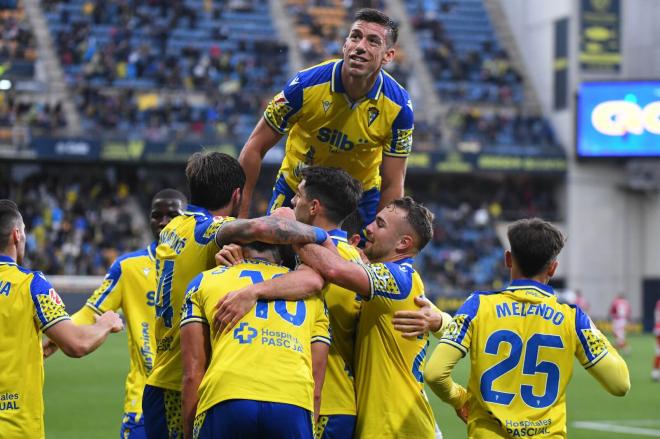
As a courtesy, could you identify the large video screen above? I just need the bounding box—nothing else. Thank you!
[577,81,660,157]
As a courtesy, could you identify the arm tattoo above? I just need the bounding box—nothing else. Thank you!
[216,217,317,246]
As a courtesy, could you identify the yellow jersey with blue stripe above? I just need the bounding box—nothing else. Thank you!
[320,229,362,416]
[72,242,158,416]
[148,205,235,391]
[0,255,69,439]
[440,279,612,438]
[354,257,435,439]
[264,59,414,192]
[181,259,330,415]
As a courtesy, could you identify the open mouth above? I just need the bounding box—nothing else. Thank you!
[349,54,368,64]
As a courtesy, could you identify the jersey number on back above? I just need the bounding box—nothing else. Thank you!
[240,270,306,326]
[480,330,563,409]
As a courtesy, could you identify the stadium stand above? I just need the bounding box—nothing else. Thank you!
[44,0,289,143]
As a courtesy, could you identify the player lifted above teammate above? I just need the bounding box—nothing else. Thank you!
[239,8,413,230]
[425,218,630,438]
[0,200,123,439]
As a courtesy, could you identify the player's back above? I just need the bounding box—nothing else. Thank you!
[149,205,234,391]
[0,256,69,439]
[181,259,330,415]
[354,258,435,439]
[444,280,606,438]
[320,230,362,416]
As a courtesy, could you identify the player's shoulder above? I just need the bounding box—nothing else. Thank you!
[115,246,151,265]
[380,69,411,107]
[294,59,337,89]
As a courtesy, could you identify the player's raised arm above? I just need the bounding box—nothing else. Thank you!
[238,117,283,218]
[378,155,407,211]
[215,216,328,247]
[295,241,372,299]
[44,311,124,358]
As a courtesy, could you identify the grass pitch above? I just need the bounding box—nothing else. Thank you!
[44,334,658,438]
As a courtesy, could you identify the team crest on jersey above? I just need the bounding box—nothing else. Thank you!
[274,91,288,105]
[322,100,332,114]
[48,288,63,306]
[367,107,380,127]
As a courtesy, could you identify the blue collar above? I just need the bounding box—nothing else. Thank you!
[0,255,15,264]
[331,60,384,100]
[392,257,414,267]
[328,229,348,242]
[185,204,212,217]
[507,279,555,296]
[147,241,157,260]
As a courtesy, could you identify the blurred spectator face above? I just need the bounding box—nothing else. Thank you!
[149,198,185,241]
[342,20,395,79]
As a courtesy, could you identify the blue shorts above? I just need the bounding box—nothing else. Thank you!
[267,173,380,230]
[121,412,146,439]
[315,414,356,439]
[194,399,313,439]
[142,385,182,439]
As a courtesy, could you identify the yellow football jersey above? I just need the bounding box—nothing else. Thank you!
[148,205,235,391]
[264,59,414,193]
[0,255,69,439]
[354,258,436,439]
[180,259,330,415]
[320,229,362,416]
[72,242,158,416]
[440,279,611,438]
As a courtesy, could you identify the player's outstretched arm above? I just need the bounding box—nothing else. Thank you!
[215,216,327,247]
[393,296,451,338]
[378,155,407,211]
[238,117,283,218]
[44,311,123,358]
[295,242,371,298]
[586,339,631,396]
[181,322,211,439]
[424,343,470,423]
[213,265,324,332]
[311,341,329,422]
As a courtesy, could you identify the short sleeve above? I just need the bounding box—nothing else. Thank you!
[180,273,207,327]
[384,100,413,157]
[30,272,70,331]
[574,306,609,369]
[263,73,304,134]
[438,293,481,356]
[360,262,413,301]
[85,259,123,314]
[195,215,236,246]
[310,295,331,345]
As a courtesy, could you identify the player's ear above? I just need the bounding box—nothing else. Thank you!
[504,250,513,269]
[231,187,242,210]
[309,199,321,216]
[396,234,414,253]
[348,234,361,247]
[546,260,559,278]
[382,47,395,66]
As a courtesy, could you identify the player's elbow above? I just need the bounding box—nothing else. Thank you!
[609,378,631,397]
[57,340,90,358]
[423,364,445,386]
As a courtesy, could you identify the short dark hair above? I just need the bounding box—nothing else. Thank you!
[353,8,399,47]
[507,218,565,278]
[301,167,362,225]
[388,196,434,251]
[243,241,283,264]
[341,209,363,237]
[152,188,188,207]
[185,152,245,210]
[0,200,21,250]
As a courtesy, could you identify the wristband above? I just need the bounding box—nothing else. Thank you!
[313,227,328,244]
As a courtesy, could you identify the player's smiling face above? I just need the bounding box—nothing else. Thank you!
[363,205,407,262]
[343,20,395,78]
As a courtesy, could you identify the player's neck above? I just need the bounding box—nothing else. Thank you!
[510,268,550,285]
[341,67,379,101]
[0,247,17,262]
[309,216,339,232]
[208,206,234,217]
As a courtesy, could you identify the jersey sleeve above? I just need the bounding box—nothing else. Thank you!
[574,306,609,369]
[360,262,414,303]
[197,215,237,264]
[180,273,207,327]
[384,99,413,157]
[83,259,123,315]
[263,73,305,134]
[438,293,481,356]
[30,272,70,331]
[310,295,331,346]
